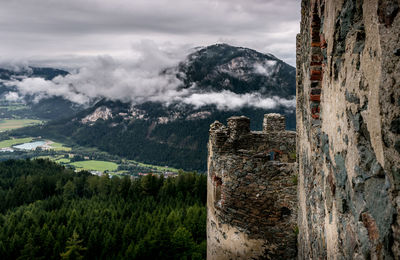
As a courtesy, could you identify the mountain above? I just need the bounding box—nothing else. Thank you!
[176,44,295,96]
[0,67,68,81]
[9,44,296,171]
[0,67,84,120]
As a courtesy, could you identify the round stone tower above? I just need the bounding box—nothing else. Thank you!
[207,114,297,259]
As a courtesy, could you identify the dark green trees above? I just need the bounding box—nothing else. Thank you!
[60,231,87,260]
[0,159,207,259]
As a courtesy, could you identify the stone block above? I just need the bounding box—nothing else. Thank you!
[263,113,286,133]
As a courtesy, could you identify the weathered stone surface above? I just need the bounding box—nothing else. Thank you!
[297,0,400,259]
[378,0,399,27]
[263,113,286,133]
[391,117,400,134]
[207,114,297,260]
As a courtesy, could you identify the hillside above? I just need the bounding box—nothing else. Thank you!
[0,159,206,259]
[0,67,84,120]
[176,44,295,96]
[7,44,296,171]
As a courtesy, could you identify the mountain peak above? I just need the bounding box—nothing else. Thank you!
[178,43,296,97]
[190,43,276,61]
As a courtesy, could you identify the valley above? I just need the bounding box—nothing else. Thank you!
[1,74,181,177]
[0,44,296,172]
[0,1,306,259]
[0,94,182,177]
[0,136,180,177]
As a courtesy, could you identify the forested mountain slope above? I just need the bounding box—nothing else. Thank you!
[0,159,206,259]
[5,44,296,171]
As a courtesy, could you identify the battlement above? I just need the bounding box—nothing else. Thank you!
[207,114,298,259]
[207,0,400,258]
[209,113,295,162]
[263,113,286,132]
[227,116,250,140]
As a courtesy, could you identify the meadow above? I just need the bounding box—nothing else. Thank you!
[70,160,119,172]
[0,137,34,149]
[49,141,72,151]
[0,119,42,132]
[133,160,180,173]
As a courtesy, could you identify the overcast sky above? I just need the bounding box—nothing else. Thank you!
[0,0,300,68]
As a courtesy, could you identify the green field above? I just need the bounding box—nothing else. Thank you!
[71,160,119,172]
[36,155,55,160]
[49,142,71,151]
[133,160,180,173]
[55,158,71,163]
[36,155,70,164]
[0,137,34,149]
[0,119,42,131]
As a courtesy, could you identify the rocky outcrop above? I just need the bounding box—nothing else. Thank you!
[297,0,400,258]
[207,114,297,259]
[81,106,112,124]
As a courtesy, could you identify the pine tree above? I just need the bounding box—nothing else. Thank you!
[60,231,87,260]
[171,226,195,259]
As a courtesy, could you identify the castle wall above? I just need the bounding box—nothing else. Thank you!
[297,0,400,258]
[207,114,298,259]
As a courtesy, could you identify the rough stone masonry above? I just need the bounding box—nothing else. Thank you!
[207,114,298,259]
[297,0,400,258]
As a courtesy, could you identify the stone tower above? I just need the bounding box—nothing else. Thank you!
[297,0,400,258]
[207,114,297,259]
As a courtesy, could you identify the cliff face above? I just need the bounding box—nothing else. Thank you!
[297,0,400,258]
[207,114,297,259]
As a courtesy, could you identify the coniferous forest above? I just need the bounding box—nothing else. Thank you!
[0,159,207,259]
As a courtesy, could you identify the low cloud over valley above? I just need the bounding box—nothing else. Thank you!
[3,41,295,111]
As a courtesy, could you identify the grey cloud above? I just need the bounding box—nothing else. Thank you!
[177,91,296,111]
[5,41,186,104]
[1,0,300,110]
[0,0,299,35]
[4,92,22,102]
[0,0,300,66]
[254,61,278,77]
[4,41,295,111]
